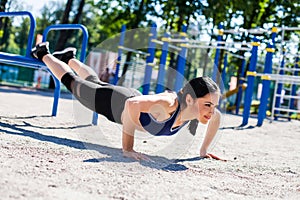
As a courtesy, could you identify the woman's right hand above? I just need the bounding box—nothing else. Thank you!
[123,150,152,162]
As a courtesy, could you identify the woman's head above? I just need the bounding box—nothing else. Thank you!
[179,76,220,107]
[177,76,221,135]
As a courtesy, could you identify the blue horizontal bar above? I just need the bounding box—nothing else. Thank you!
[0,52,45,69]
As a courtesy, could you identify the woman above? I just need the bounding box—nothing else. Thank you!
[31,42,223,161]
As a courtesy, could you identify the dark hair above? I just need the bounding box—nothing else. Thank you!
[177,76,220,135]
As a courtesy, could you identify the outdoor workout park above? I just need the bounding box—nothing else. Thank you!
[0,11,299,128]
[0,9,300,200]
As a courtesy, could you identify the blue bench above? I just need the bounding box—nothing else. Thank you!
[0,11,89,117]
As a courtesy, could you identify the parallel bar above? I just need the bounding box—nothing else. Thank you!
[275,94,300,100]
[274,107,300,113]
[42,24,89,62]
[179,44,252,51]
[0,11,36,57]
[118,46,149,56]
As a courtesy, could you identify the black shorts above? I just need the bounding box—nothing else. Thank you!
[61,72,142,124]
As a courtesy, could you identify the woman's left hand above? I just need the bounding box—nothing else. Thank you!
[201,153,227,162]
[123,150,153,162]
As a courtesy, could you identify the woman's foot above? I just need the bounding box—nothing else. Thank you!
[31,42,50,61]
[52,47,77,64]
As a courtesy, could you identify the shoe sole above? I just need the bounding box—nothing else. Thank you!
[53,47,77,56]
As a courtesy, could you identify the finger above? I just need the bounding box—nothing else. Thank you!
[207,153,227,162]
[140,154,153,162]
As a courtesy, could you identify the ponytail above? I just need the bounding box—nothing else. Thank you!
[188,119,198,136]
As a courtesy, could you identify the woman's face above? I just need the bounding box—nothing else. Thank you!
[192,93,219,124]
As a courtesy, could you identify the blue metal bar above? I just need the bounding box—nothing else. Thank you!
[155,33,170,94]
[220,52,228,93]
[43,24,89,118]
[114,25,126,85]
[274,49,286,119]
[241,37,259,126]
[0,11,36,57]
[212,23,224,82]
[289,56,299,116]
[142,23,157,95]
[235,58,246,114]
[174,25,188,92]
[42,24,89,62]
[0,53,45,67]
[0,52,60,116]
[257,43,275,126]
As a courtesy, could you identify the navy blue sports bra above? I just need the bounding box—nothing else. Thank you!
[139,104,189,136]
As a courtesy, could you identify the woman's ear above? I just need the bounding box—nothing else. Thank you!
[185,94,195,106]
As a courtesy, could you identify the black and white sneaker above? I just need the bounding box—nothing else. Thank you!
[52,47,77,64]
[31,42,50,61]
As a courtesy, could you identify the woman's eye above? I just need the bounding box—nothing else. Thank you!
[205,104,211,107]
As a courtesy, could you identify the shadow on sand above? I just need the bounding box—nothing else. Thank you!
[0,116,201,172]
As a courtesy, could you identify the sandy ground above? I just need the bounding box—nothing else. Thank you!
[0,85,299,200]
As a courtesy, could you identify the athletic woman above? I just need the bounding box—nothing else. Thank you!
[31,42,223,161]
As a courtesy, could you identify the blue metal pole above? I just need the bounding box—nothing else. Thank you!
[42,24,89,117]
[113,25,126,85]
[274,48,286,119]
[241,37,259,126]
[257,43,275,126]
[212,23,224,82]
[220,52,228,93]
[289,56,299,116]
[43,24,89,61]
[155,33,170,93]
[142,23,157,95]
[174,25,188,92]
[0,11,36,57]
[236,58,246,114]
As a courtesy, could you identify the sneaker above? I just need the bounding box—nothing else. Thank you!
[52,47,77,64]
[31,42,50,61]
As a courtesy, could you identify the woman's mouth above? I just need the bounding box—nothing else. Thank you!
[204,115,211,120]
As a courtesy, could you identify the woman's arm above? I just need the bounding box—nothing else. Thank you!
[200,109,222,157]
[121,94,176,160]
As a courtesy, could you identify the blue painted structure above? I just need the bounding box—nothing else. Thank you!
[212,23,224,82]
[241,37,259,126]
[0,11,88,117]
[142,23,157,95]
[174,25,188,92]
[256,43,275,126]
[155,33,170,93]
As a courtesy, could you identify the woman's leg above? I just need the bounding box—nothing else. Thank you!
[68,58,100,80]
[42,54,74,80]
[52,47,103,81]
[31,42,74,80]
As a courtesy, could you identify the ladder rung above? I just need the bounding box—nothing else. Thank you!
[274,107,300,113]
[275,94,300,100]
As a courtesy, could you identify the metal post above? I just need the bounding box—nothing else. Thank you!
[220,52,228,93]
[241,37,259,126]
[257,43,275,126]
[142,23,157,95]
[236,58,246,114]
[155,33,170,93]
[114,25,126,85]
[273,49,286,119]
[212,23,224,82]
[174,25,188,92]
[289,56,299,116]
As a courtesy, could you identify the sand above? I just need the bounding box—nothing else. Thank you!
[0,85,299,200]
